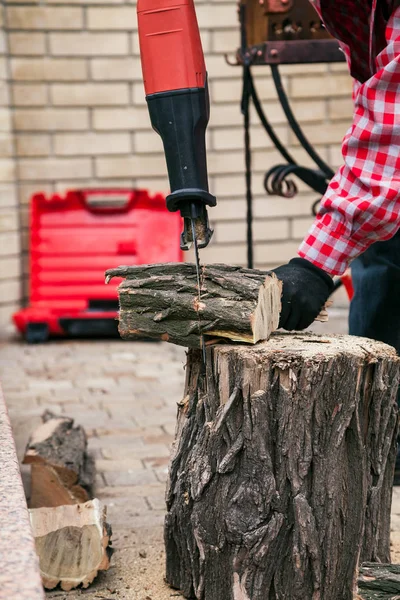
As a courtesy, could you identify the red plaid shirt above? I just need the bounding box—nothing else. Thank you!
[298,0,400,275]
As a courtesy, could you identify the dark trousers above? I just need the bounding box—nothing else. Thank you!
[350,230,400,408]
[349,230,400,355]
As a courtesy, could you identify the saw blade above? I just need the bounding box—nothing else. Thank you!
[191,218,207,366]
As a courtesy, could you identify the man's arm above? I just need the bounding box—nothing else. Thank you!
[275,5,400,329]
[299,29,400,277]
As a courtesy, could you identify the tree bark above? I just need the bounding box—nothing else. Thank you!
[29,499,112,591]
[23,411,95,508]
[106,263,283,347]
[164,333,400,600]
[357,563,400,599]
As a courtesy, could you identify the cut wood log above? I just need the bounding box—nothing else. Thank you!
[29,498,112,591]
[357,563,400,599]
[106,263,283,348]
[164,333,400,600]
[23,411,95,508]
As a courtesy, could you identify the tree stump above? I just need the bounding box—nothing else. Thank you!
[165,333,400,600]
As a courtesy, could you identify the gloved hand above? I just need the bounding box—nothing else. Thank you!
[272,257,334,331]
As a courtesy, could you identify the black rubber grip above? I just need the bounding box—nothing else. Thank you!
[146,84,216,214]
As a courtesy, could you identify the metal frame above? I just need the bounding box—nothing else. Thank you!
[234,3,347,268]
[238,39,346,65]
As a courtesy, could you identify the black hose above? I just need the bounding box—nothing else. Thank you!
[270,64,335,179]
[239,4,253,269]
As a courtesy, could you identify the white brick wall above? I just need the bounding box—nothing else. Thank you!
[0,0,354,329]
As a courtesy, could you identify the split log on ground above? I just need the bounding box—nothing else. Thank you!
[357,563,400,599]
[106,263,283,348]
[165,333,400,600]
[23,410,95,508]
[29,498,112,591]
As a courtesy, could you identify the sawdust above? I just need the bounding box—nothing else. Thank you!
[45,521,400,600]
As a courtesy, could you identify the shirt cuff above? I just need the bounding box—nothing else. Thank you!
[297,214,356,276]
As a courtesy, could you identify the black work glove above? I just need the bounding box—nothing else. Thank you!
[272,257,334,331]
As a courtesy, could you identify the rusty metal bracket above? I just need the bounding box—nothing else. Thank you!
[240,0,341,48]
[237,39,345,65]
[224,53,241,66]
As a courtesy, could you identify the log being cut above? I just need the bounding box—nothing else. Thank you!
[29,499,112,591]
[106,263,284,347]
[23,411,95,508]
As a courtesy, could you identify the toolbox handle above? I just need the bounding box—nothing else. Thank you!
[73,189,138,214]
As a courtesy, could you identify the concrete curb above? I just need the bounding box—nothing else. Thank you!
[0,384,44,600]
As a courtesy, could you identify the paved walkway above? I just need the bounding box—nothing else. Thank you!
[0,337,187,600]
[1,308,400,598]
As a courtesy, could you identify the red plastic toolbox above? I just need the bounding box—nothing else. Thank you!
[13,189,183,342]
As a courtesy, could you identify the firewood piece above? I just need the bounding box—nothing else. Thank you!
[106,263,282,348]
[23,411,95,508]
[164,333,400,600]
[29,498,112,591]
[357,563,400,598]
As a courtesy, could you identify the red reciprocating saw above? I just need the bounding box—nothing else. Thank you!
[137,0,216,253]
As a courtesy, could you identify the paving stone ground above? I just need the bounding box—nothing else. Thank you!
[0,337,186,600]
[0,309,400,599]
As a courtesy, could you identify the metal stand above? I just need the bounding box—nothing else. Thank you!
[232,7,345,268]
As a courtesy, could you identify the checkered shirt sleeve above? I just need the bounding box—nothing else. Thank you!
[299,6,400,275]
